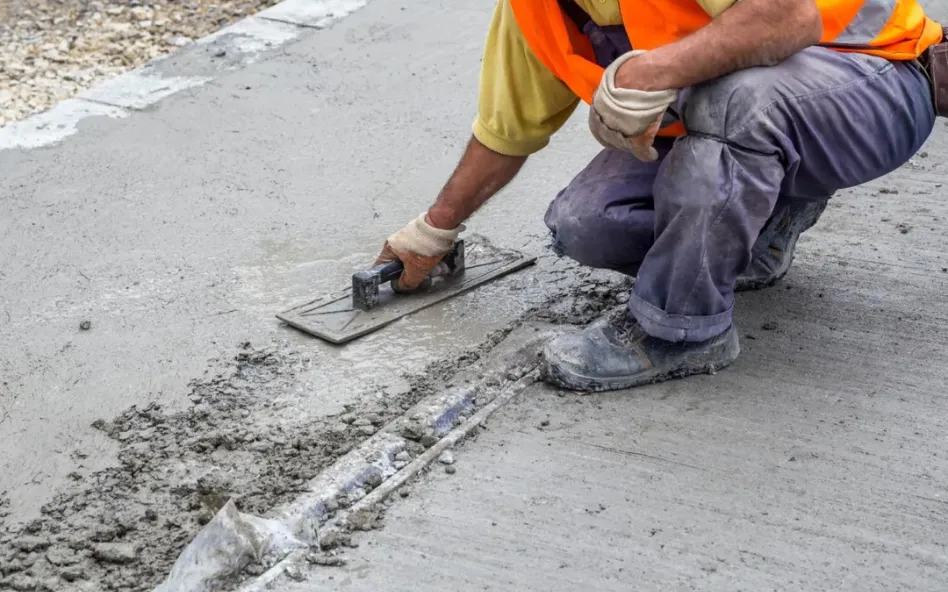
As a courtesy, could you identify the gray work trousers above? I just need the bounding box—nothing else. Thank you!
[544,24,936,342]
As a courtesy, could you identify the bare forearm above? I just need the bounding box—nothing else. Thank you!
[617,0,823,91]
[426,136,527,230]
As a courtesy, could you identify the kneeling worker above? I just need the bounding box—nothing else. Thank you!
[374,0,942,391]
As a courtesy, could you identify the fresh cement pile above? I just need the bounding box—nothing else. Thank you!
[0,262,631,591]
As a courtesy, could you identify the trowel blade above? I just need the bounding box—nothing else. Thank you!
[276,237,536,344]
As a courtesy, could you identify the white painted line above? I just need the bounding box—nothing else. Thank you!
[258,0,368,28]
[198,15,304,56]
[0,0,375,152]
[0,99,128,151]
[77,72,214,110]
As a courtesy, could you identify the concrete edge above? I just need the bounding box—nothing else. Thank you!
[0,0,371,152]
[237,370,542,592]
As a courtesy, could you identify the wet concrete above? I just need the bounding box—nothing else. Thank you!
[0,0,615,587]
[279,136,948,590]
[0,0,586,522]
[3,0,948,589]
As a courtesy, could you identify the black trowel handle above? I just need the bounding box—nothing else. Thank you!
[375,260,405,284]
[351,240,465,312]
[351,260,403,312]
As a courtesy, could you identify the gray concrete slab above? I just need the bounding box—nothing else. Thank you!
[2,0,948,589]
[286,218,948,590]
[0,0,595,524]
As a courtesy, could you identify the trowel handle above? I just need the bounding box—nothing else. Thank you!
[375,260,405,284]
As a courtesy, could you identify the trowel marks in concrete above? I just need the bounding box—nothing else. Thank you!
[0,263,631,592]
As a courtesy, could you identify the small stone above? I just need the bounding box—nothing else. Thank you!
[318,530,351,550]
[1,559,23,576]
[399,489,410,498]
[79,320,92,331]
[45,546,80,566]
[395,451,410,462]
[761,322,778,331]
[444,465,457,475]
[60,565,86,582]
[896,222,912,234]
[213,49,226,58]
[357,425,376,436]
[327,423,348,435]
[14,536,50,552]
[438,451,455,465]
[249,440,271,452]
[364,473,384,490]
[309,555,347,567]
[539,420,550,428]
[284,564,304,581]
[3,574,37,591]
[143,509,158,522]
[352,418,372,427]
[393,461,407,470]
[170,36,193,47]
[93,542,138,564]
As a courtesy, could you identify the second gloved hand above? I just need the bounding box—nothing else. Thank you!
[375,212,465,292]
[588,50,678,162]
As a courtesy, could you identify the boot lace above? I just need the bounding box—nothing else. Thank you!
[608,308,648,347]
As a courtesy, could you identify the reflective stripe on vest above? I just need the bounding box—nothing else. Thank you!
[510,0,942,137]
[836,0,894,44]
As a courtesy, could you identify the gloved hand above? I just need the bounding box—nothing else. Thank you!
[588,50,678,162]
[375,212,465,293]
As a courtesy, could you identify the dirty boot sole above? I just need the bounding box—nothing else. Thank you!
[540,329,741,393]
[736,199,829,292]
[735,251,794,292]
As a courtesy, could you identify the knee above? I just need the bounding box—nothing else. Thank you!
[678,67,782,140]
[544,193,611,268]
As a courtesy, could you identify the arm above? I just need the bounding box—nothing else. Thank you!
[616,0,823,91]
[376,0,577,289]
[425,0,579,229]
[427,137,526,229]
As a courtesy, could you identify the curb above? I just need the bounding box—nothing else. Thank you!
[0,0,372,152]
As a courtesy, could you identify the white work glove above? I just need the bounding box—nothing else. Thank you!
[374,213,464,292]
[588,50,679,162]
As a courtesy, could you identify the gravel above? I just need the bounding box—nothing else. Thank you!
[0,0,282,126]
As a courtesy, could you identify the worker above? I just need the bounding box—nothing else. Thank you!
[375,0,942,392]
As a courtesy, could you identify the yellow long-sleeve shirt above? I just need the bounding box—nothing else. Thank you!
[473,0,737,156]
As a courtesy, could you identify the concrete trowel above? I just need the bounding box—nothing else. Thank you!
[276,235,536,344]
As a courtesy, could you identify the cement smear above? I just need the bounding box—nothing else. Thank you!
[0,258,631,592]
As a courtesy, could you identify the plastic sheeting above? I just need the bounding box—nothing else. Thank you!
[154,499,305,591]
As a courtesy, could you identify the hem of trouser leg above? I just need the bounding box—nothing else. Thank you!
[627,291,733,343]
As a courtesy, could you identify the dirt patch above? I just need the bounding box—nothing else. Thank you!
[0,262,630,591]
[1,0,284,125]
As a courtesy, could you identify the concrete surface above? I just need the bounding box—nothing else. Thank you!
[2,0,948,589]
[0,0,573,521]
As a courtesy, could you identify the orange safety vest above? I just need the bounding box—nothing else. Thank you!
[510,0,943,137]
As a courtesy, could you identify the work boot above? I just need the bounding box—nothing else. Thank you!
[540,308,740,392]
[735,198,829,292]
